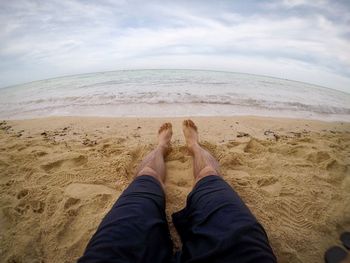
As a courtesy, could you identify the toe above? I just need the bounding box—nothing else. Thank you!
[183,119,197,131]
[158,122,172,135]
[188,120,197,131]
[158,123,167,134]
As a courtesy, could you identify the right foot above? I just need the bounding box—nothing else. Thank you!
[182,119,199,152]
[182,119,221,184]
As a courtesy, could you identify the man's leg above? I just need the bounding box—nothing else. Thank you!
[172,120,276,263]
[79,123,173,263]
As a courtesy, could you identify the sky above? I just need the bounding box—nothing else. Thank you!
[0,0,350,92]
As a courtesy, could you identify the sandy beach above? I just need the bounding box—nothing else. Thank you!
[0,116,349,263]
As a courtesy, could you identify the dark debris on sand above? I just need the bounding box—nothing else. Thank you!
[0,121,12,133]
[237,132,249,138]
[82,137,97,146]
[264,130,280,141]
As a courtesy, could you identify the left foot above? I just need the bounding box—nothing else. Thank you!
[157,122,173,154]
[135,123,172,186]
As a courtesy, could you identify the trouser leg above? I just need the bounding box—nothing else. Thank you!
[172,175,276,263]
[79,175,173,263]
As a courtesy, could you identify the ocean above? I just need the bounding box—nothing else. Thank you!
[0,69,349,121]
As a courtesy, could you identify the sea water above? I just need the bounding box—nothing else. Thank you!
[0,69,349,121]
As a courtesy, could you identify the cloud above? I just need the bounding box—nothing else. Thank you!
[0,0,349,92]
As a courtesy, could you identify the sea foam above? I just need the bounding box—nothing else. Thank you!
[0,70,349,121]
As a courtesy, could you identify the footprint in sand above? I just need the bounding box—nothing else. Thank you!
[62,183,119,217]
[325,159,348,174]
[54,183,120,248]
[14,199,45,215]
[257,177,282,197]
[306,151,331,163]
[63,197,81,216]
[64,197,80,209]
[41,154,88,172]
[64,183,117,199]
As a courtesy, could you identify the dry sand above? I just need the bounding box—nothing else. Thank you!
[0,116,349,263]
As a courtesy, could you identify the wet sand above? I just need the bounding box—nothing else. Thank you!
[0,116,349,263]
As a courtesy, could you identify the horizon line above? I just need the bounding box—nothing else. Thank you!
[1,68,349,95]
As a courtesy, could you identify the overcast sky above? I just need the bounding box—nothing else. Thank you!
[0,0,350,92]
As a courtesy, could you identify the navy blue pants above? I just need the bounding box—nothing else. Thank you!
[78,175,276,263]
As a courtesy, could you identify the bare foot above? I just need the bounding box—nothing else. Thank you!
[158,122,173,154]
[182,119,220,184]
[182,119,199,152]
[135,122,172,187]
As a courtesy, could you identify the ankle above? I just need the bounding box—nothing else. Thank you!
[187,142,200,153]
[156,144,169,156]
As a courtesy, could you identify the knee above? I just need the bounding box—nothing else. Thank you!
[195,166,220,184]
[136,167,165,188]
